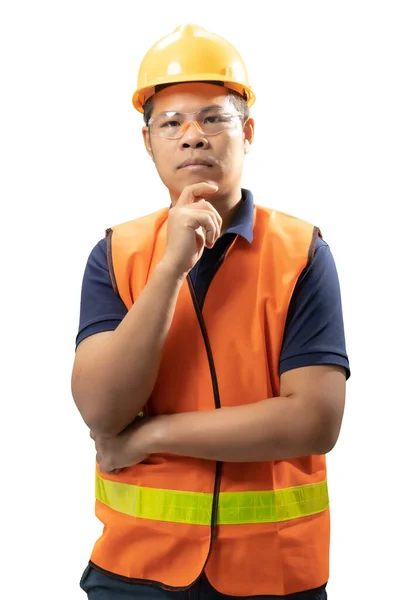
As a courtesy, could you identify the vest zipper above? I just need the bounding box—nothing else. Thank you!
[185,234,239,570]
[186,274,222,565]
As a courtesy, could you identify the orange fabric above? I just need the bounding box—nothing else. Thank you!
[90,204,329,595]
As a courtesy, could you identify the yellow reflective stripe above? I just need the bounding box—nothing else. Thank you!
[96,474,329,525]
[96,474,213,525]
[218,481,329,524]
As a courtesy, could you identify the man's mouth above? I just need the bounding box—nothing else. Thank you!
[178,159,214,169]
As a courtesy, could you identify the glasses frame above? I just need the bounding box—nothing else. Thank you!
[147,107,245,140]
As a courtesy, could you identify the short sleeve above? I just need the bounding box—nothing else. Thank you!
[279,237,350,379]
[75,237,128,349]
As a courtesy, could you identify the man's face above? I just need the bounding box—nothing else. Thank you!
[142,83,254,201]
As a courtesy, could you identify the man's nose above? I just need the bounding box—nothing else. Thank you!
[180,121,209,149]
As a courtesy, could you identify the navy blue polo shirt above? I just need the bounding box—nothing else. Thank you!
[76,188,349,597]
[75,189,350,382]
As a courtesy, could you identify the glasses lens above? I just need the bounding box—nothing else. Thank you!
[150,113,185,139]
[200,111,240,135]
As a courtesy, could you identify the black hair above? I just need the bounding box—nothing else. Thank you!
[143,82,250,126]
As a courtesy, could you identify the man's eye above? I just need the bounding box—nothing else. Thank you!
[204,115,228,124]
[160,120,181,128]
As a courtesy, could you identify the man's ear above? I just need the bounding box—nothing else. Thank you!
[142,127,154,161]
[243,117,254,154]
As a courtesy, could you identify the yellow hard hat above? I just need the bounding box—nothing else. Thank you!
[132,24,256,113]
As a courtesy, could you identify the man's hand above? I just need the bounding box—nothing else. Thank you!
[162,182,222,278]
[90,414,154,474]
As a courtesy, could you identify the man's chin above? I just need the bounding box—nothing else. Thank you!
[177,169,221,187]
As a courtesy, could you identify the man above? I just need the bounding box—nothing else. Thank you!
[72,24,350,600]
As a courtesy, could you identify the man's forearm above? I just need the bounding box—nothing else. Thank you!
[76,261,186,436]
[149,396,332,462]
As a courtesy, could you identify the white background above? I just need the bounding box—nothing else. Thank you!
[1,1,400,598]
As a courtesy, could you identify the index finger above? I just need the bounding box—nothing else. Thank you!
[176,182,219,207]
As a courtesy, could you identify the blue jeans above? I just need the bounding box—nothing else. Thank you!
[80,564,328,599]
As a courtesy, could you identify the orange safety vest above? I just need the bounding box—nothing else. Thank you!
[90,203,329,597]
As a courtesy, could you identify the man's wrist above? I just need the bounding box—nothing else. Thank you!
[144,415,170,455]
[157,258,187,283]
